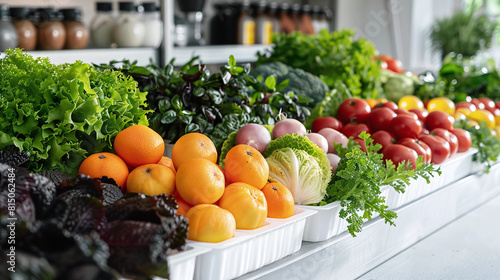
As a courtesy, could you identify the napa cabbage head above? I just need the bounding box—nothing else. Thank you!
[264,134,332,205]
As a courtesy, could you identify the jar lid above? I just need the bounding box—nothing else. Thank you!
[119,2,136,12]
[61,8,82,21]
[142,2,158,12]
[279,3,291,14]
[0,4,10,19]
[38,7,63,21]
[10,7,33,20]
[96,2,113,12]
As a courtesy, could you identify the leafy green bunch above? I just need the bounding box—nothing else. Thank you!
[321,132,441,237]
[256,29,384,99]
[0,49,149,175]
[100,56,312,149]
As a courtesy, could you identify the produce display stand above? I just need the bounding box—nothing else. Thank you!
[232,160,500,280]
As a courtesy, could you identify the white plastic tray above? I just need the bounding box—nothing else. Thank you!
[188,208,316,280]
[385,148,477,210]
[297,186,391,242]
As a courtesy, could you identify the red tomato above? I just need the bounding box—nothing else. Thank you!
[430,128,458,156]
[381,101,399,111]
[354,138,367,153]
[366,107,397,132]
[409,108,428,123]
[423,100,430,110]
[450,128,472,153]
[336,98,371,124]
[397,138,432,163]
[341,123,370,139]
[424,110,455,131]
[418,135,451,164]
[311,116,343,133]
[390,115,423,140]
[382,144,418,169]
[455,101,477,112]
[471,98,486,110]
[371,130,396,152]
[393,108,419,120]
[377,55,404,73]
[495,101,500,110]
[478,97,496,113]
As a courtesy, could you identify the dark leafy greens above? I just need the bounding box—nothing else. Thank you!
[321,132,441,237]
[0,49,150,176]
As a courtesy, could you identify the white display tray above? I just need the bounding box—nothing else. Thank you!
[385,148,477,210]
[297,187,391,242]
[188,208,316,280]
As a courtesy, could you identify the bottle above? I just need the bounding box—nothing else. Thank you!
[61,8,89,49]
[141,2,163,48]
[114,1,145,48]
[237,1,255,45]
[0,4,18,52]
[268,2,280,34]
[278,3,294,34]
[91,2,115,48]
[37,7,66,50]
[10,7,35,50]
[254,1,273,44]
[298,5,314,35]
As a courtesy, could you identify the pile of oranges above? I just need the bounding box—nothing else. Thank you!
[78,125,295,243]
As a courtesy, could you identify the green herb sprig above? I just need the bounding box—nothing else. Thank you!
[321,132,441,237]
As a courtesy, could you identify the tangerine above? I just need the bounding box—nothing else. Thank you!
[171,133,217,170]
[224,144,269,190]
[261,181,295,218]
[114,124,165,167]
[174,195,193,216]
[218,182,268,229]
[78,152,129,189]
[157,156,176,175]
[126,164,175,196]
[176,158,225,205]
[185,204,236,243]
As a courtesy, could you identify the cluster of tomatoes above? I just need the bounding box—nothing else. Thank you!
[311,96,474,169]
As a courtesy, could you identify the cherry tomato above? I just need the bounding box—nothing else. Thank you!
[471,98,486,110]
[418,135,451,164]
[495,101,500,110]
[371,130,396,152]
[377,55,404,73]
[468,109,495,128]
[354,138,367,153]
[430,128,458,157]
[427,97,455,115]
[390,115,423,140]
[394,108,419,120]
[398,95,424,111]
[424,110,455,131]
[341,123,370,139]
[409,108,428,123]
[397,138,432,163]
[381,101,399,111]
[366,107,397,132]
[450,128,472,153]
[455,101,477,112]
[382,144,418,169]
[478,97,496,113]
[311,116,343,133]
[336,98,371,124]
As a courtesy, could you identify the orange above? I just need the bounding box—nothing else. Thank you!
[157,156,176,175]
[175,158,225,205]
[171,133,217,170]
[185,204,236,243]
[175,195,193,216]
[261,182,295,219]
[78,152,129,189]
[224,144,269,190]
[113,124,165,167]
[126,164,175,196]
[218,182,268,229]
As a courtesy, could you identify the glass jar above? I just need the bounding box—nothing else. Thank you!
[0,4,18,52]
[61,8,89,49]
[237,2,255,45]
[91,2,115,48]
[10,7,36,50]
[114,1,145,48]
[141,2,163,48]
[37,7,66,50]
